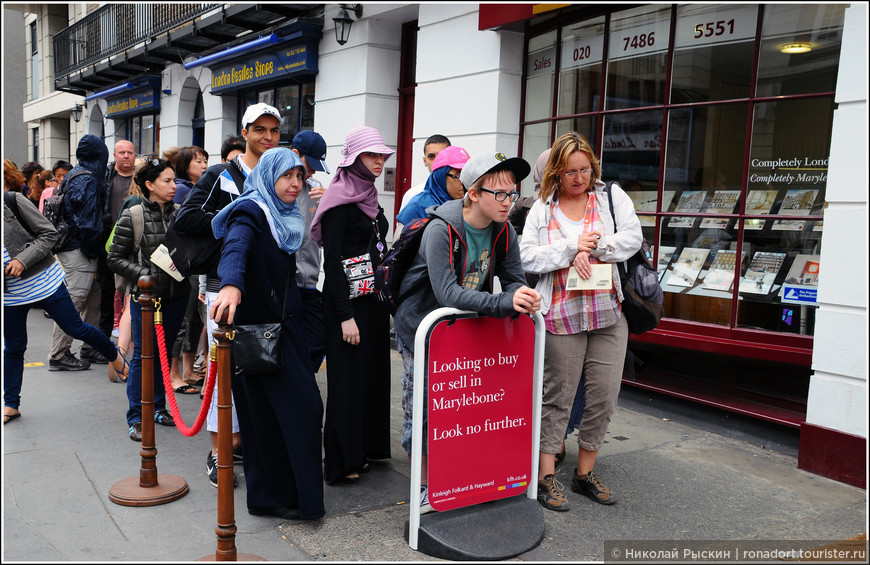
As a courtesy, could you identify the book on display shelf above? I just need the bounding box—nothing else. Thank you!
[668,190,707,229]
[701,249,744,291]
[699,190,740,229]
[666,247,710,288]
[771,189,819,231]
[744,190,778,230]
[626,191,675,227]
[739,251,786,295]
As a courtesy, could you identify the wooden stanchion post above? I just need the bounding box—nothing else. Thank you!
[109,276,189,506]
[200,311,263,561]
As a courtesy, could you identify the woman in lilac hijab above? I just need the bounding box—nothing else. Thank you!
[311,126,393,484]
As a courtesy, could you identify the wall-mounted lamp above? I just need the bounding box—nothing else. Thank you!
[780,42,812,54]
[72,103,84,123]
[333,4,363,46]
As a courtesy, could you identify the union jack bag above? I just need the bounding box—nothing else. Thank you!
[341,253,376,299]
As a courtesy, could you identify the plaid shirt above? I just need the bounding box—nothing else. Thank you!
[544,192,621,334]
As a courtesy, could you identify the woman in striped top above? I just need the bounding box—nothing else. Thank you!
[3,190,129,424]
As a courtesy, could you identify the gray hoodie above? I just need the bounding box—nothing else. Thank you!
[393,199,528,353]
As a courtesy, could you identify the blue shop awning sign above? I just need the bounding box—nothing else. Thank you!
[781,284,818,305]
[106,82,160,118]
[210,41,318,94]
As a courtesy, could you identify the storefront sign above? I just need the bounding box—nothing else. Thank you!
[781,286,818,305]
[427,314,535,512]
[560,27,605,71]
[608,14,671,62]
[106,86,159,119]
[674,6,757,49]
[210,41,318,95]
[527,45,556,78]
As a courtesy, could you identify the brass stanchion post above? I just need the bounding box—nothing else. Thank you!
[109,276,189,506]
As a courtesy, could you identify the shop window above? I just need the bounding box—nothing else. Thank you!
[525,31,557,121]
[520,3,842,342]
[276,85,300,141]
[606,6,671,110]
[241,81,316,144]
[734,97,832,334]
[756,4,845,98]
[557,17,605,116]
[555,116,598,154]
[599,109,661,188]
[520,122,551,197]
[30,21,39,100]
[670,5,757,103]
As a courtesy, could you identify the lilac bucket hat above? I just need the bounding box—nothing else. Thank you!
[336,126,395,168]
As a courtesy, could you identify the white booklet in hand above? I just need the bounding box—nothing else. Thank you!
[150,244,185,282]
[566,264,612,291]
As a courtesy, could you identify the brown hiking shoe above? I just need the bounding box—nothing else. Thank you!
[537,474,570,512]
[571,468,616,505]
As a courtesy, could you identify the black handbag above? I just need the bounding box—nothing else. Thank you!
[233,322,284,377]
[233,275,289,377]
[603,183,664,334]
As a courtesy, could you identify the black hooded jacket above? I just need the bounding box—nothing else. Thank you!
[57,134,109,259]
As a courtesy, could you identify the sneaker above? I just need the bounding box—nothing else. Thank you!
[419,484,433,514]
[537,474,570,512]
[571,468,616,505]
[80,348,109,364]
[232,444,243,464]
[128,422,142,442]
[48,351,91,371]
[206,451,238,488]
[154,409,175,427]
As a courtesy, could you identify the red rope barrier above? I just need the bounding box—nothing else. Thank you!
[154,320,217,437]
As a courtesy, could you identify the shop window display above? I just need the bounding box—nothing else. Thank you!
[520,3,842,343]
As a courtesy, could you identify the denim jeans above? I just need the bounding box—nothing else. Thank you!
[126,294,187,426]
[4,284,117,410]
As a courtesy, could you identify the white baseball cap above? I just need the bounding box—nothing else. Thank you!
[241,103,283,130]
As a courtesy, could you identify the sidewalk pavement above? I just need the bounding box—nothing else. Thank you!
[2,308,866,561]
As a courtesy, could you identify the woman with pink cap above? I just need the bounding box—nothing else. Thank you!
[394,145,471,227]
[310,126,394,484]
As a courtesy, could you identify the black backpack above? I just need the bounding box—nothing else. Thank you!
[603,182,664,334]
[41,169,94,254]
[374,215,508,315]
[374,216,437,315]
[164,159,246,277]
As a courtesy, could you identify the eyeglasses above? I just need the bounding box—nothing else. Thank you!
[47,178,58,183]
[479,187,520,202]
[446,172,462,182]
[563,168,592,178]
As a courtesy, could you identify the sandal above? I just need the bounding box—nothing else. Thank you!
[341,471,360,483]
[110,347,130,383]
[174,384,199,394]
[3,408,21,425]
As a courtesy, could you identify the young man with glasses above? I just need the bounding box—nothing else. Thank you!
[393,152,542,512]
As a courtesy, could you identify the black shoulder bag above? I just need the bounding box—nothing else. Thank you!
[603,182,664,334]
[232,274,289,378]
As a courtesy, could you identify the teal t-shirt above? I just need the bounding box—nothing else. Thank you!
[461,221,493,291]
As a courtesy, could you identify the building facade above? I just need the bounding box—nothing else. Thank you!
[8,3,866,488]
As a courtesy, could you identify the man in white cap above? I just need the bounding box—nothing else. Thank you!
[174,101,284,490]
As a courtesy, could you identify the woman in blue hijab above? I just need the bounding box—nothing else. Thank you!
[210,147,325,520]
[395,145,471,226]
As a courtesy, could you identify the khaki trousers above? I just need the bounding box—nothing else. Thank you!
[539,314,628,454]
